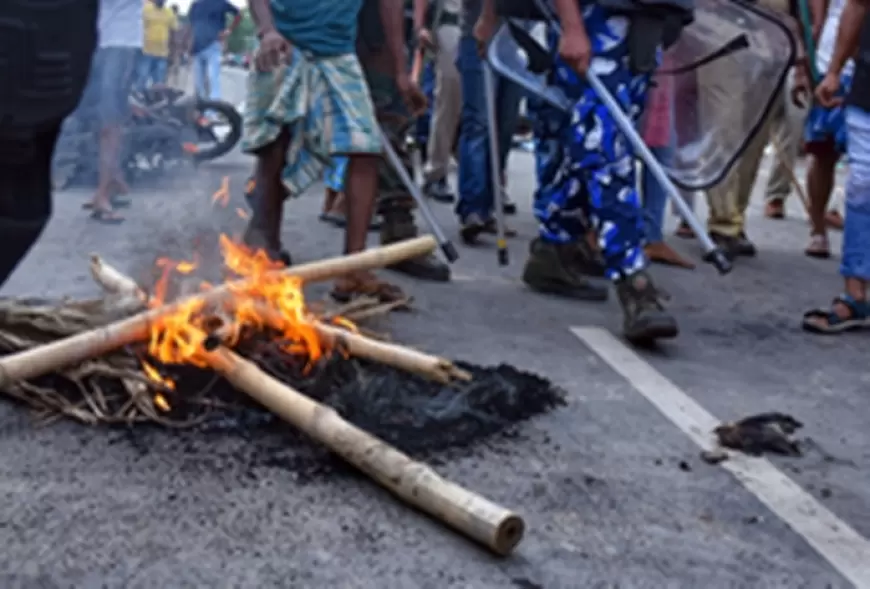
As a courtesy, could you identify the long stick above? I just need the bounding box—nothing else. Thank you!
[770,137,811,215]
[205,346,525,555]
[0,237,437,388]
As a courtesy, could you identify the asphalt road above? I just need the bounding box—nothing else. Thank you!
[0,69,868,588]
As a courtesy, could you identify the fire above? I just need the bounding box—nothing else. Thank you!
[142,232,340,397]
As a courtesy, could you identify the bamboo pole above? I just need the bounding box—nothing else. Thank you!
[205,346,525,555]
[0,237,437,388]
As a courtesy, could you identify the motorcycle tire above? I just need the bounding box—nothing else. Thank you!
[191,99,242,163]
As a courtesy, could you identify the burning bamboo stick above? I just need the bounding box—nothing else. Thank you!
[205,346,524,555]
[0,237,437,388]
[237,301,471,384]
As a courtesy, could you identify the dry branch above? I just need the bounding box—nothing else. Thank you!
[206,346,524,555]
[0,236,437,388]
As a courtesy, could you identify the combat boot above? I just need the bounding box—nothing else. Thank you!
[615,271,678,345]
[380,200,450,282]
[522,239,608,301]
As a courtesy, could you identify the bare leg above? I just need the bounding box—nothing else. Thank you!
[89,125,125,219]
[244,128,291,257]
[805,150,838,257]
[343,154,378,254]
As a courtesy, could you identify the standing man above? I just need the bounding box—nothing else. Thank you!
[82,0,144,223]
[413,0,462,203]
[137,0,179,90]
[454,0,523,243]
[0,0,98,287]
[187,0,241,101]
[477,0,688,344]
[803,0,870,332]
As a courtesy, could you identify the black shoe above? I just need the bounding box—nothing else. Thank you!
[500,189,518,215]
[709,232,739,261]
[459,212,488,245]
[735,232,757,257]
[569,239,606,278]
[522,239,609,301]
[380,206,450,282]
[425,178,455,204]
[616,271,678,345]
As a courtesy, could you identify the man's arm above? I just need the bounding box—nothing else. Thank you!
[828,0,868,75]
[381,0,409,76]
[224,1,242,35]
[413,0,429,33]
[809,0,830,40]
[249,0,277,35]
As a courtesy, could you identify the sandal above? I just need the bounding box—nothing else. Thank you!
[802,294,870,334]
[825,210,844,231]
[82,197,131,210]
[674,221,695,239]
[804,234,831,259]
[644,242,695,269]
[330,272,408,305]
[89,208,125,224]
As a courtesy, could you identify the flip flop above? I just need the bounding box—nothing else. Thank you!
[804,234,831,259]
[82,197,131,210]
[89,208,125,224]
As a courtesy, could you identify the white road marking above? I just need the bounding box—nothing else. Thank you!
[570,326,870,589]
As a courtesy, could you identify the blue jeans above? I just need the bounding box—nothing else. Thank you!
[642,146,673,243]
[135,53,168,91]
[842,106,870,280]
[193,41,223,101]
[533,8,651,280]
[415,60,436,146]
[455,35,522,220]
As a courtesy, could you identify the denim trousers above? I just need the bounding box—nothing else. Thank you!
[193,41,223,101]
[135,53,168,91]
[842,106,870,281]
[455,35,522,220]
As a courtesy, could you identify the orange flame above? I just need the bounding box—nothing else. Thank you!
[142,233,340,389]
[211,176,230,207]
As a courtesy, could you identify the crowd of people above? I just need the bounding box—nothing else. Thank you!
[0,0,868,348]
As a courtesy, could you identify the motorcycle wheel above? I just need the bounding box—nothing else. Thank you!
[190,99,242,163]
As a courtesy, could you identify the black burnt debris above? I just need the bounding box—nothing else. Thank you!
[5,336,566,480]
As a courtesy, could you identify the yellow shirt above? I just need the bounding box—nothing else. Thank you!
[142,2,178,58]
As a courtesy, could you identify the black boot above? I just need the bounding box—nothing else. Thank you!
[569,239,606,278]
[380,202,450,282]
[522,239,609,301]
[615,271,678,345]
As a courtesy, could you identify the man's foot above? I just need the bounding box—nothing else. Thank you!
[500,188,518,215]
[675,221,695,239]
[570,238,606,278]
[644,242,695,269]
[424,178,455,204]
[616,271,678,345]
[735,232,757,257]
[460,213,487,245]
[330,271,408,304]
[805,233,831,259]
[381,205,450,282]
[709,232,739,261]
[522,238,609,301]
[764,198,785,219]
[242,223,292,266]
[803,294,870,333]
[825,210,844,231]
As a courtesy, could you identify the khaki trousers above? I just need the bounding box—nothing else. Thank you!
[424,23,462,183]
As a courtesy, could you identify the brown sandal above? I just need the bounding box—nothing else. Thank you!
[805,234,831,259]
[330,273,409,305]
[644,242,695,269]
[825,210,844,231]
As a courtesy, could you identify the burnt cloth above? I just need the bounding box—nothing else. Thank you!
[0,0,98,289]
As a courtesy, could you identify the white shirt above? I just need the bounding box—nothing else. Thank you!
[98,0,144,49]
[816,0,855,76]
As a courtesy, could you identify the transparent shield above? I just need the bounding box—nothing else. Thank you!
[486,0,796,190]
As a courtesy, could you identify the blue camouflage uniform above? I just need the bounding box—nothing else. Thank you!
[532,5,651,281]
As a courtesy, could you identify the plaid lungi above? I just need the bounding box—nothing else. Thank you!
[242,50,381,195]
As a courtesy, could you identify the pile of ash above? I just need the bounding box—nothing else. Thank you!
[116,342,567,480]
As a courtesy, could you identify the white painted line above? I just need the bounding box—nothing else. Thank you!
[570,326,870,589]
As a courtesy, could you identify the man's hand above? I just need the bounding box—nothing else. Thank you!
[417,27,436,51]
[396,73,428,116]
[559,28,592,75]
[255,29,291,72]
[815,71,843,107]
[791,63,811,107]
[473,14,498,56]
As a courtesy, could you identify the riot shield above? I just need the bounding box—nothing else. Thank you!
[486,0,796,190]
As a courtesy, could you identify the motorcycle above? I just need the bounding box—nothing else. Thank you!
[52,86,242,190]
